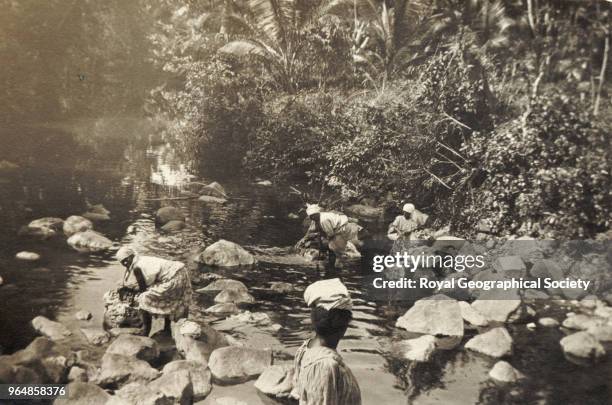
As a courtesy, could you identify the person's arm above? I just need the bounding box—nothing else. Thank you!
[132,266,148,292]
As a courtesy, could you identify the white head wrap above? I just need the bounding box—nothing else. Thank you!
[116,246,136,262]
[403,203,416,213]
[306,203,322,216]
[304,278,352,311]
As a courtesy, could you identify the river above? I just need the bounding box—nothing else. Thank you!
[0,117,610,404]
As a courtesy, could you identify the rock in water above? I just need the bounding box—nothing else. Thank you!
[586,324,612,342]
[102,289,142,329]
[15,251,40,261]
[0,337,76,384]
[471,289,522,323]
[147,369,193,405]
[255,180,272,186]
[493,256,527,278]
[465,327,513,358]
[75,310,92,321]
[172,319,229,365]
[54,382,111,405]
[269,282,294,294]
[254,365,294,398]
[67,366,88,382]
[80,328,110,346]
[67,230,112,253]
[208,346,272,383]
[201,181,228,198]
[198,278,248,293]
[538,317,559,327]
[96,353,160,388]
[562,314,602,331]
[31,316,71,341]
[488,361,525,383]
[459,301,489,327]
[560,331,606,364]
[82,212,111,222]
[198,195,227,204]
[161,220,186,232]
[162,360,212,401]
[20,217,64,238]
[205,303,240,315]
[156,206,185,226]
[214,289,255,304]
[105,335,160,363]
[394,335,437,362]
[199,240,257,267]
[63,215,94,237]
[395,294,464,337]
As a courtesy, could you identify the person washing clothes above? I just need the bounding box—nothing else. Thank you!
[291,278,361,404]
[305,204,362,269]
[387,203,428,240]
[115,246,192,336]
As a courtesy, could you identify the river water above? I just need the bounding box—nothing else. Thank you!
[0,117,610,404]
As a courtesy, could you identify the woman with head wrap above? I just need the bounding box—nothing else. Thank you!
[291,278,361,405]
[387,203,429,241]
[306,204,363,268]
[115,246,192,336]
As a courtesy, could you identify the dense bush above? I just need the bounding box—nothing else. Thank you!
[464,94,611,237]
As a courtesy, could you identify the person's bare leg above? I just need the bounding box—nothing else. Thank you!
[138,310,152,336]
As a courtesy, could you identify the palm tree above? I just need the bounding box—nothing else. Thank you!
[217,0,343,92]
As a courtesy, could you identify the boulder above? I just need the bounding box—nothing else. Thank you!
[492,256,526,278]
[562,314,603,331]
[432,236,465,254]
[199,278,248,293]
[471,289,522,323]
[214,289,255,304]
[538,317,560,327]
[226,311,272,326]
[560,331,606,364]
[199,195,227,204]
[254,365,294,398]
[96,353,160,388]
[114,382,169,404]
[255,180,272,186]
[205,303,240,315]
[82,212,110,222]
[20,217,64,238]
[523,289,550,301]
[459,301,489,327]
[161,220,186,232]
[586,324,612,342]
[199,240,256,267]
[54,382,111,405]
[501,239,544,264]
[269,282,294,294]
[465,327,513,358]
[172,319,229,365]
[530,259,565,281]
[105,334,160,363]
[147,369,193,405]
[395,295,464,337]
[67,366,88,382]
[162,360,212,401]
[394,335,437,362]
[201,181,227,198]
[0,337,75,383]
[67,230,112,253]
[488,361,525,383]
[208,346,272,383]
[155,206,185,226]
[15,251,40,261]
[31,316,71,341]
[102,289,142,329]
[63,215,94,237]
[344,204,383,221]
[80,328,110,346]
[75,310,92,321]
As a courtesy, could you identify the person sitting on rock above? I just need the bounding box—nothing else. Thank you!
[291,278,361,405]
[387,203,428,241]
[306,203,362,269]
[116,246,192,337]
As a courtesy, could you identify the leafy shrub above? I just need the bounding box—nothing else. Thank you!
[464,93,611,237]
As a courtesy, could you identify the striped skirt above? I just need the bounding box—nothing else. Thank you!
[137,266,192,320]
